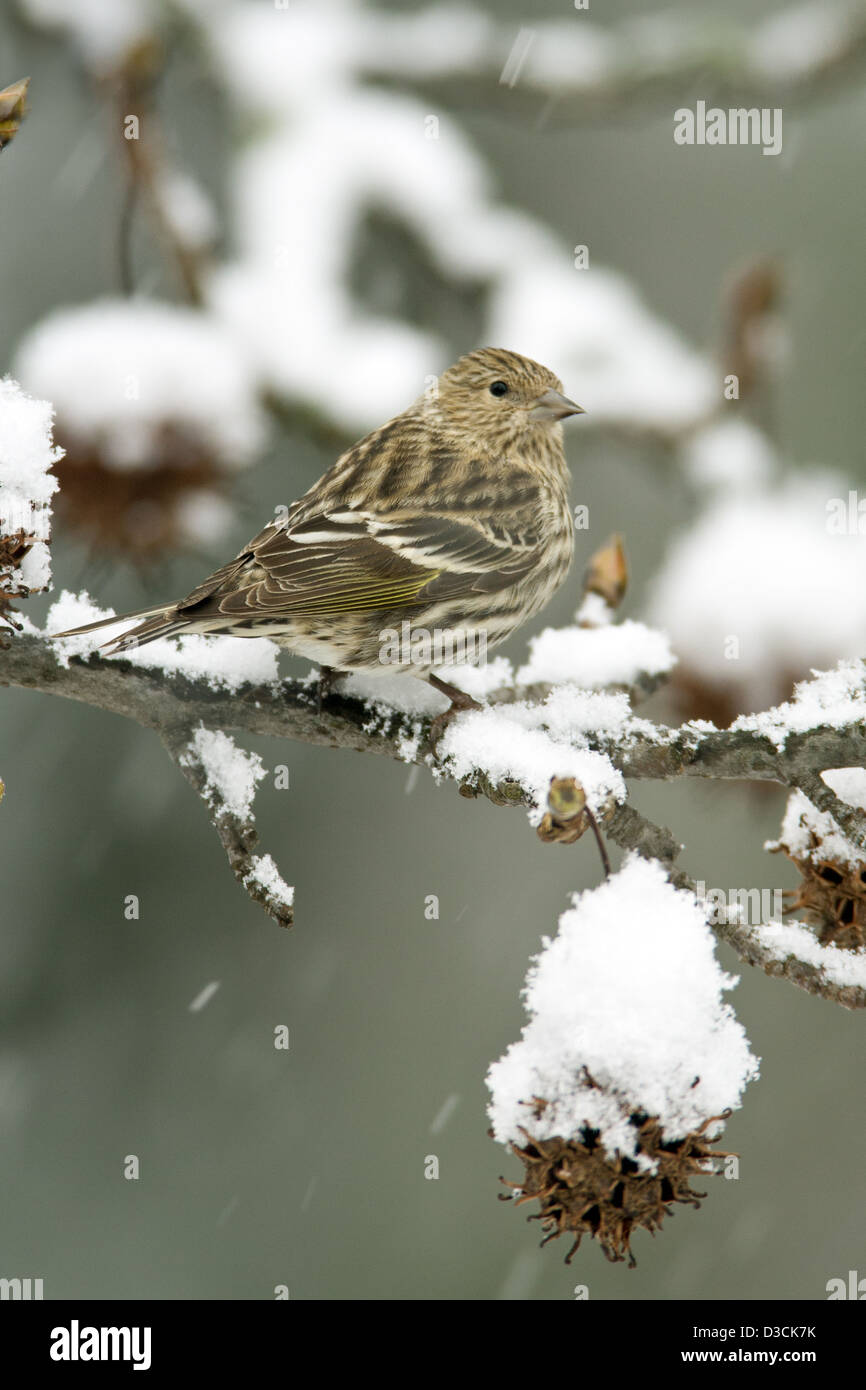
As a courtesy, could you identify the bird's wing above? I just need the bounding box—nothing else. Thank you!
[175,488,551,623]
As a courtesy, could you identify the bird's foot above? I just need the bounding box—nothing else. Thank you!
[427,674,483,755]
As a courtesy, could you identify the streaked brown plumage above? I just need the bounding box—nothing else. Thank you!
[55,348,584,713]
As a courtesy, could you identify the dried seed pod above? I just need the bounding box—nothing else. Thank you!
[769,780,866,950]
[578,533,628,625]
[772,823,866,950]
[13,302,267,563]
[500,1105,732,1268]
[723,256,785,399]
[48,422,235,562]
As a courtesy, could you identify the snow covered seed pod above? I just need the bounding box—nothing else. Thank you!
[501,1107,730,1268]
[13,301,267,560]
[0,379,62,622]
[487,856,759,1266]
[770,771,866,950]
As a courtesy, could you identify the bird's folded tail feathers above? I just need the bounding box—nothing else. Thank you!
[52,604,187,653]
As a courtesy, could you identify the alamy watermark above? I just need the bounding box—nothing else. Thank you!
[50,1321,151,1370]
[0,1276,43,1299]
[827,1269,866,1299]
[826,491,866,534]
[379,622,487,667]
[696,882,782,925]
[674,102,782,157]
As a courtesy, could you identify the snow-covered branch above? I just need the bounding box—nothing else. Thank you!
[3,614,866,1008]
[388,0,866,123]
[162,725,294,929]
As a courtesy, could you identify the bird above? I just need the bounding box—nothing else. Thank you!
[54,348,584,740]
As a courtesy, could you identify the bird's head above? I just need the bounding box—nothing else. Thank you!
[427,347,584,449]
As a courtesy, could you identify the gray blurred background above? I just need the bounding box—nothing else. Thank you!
[0,0,864,1300]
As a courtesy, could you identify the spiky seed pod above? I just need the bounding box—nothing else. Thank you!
[772,833,866,950]
[0,529,32,624]
[499,1105,732,1268]
[769,783,866,949]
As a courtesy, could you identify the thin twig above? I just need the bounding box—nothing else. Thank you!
[583,806,611,879]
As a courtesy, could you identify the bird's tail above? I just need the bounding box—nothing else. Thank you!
[52,604,191,654]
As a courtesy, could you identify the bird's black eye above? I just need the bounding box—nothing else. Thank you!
[489,380,509,397]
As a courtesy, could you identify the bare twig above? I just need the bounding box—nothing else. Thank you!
[584,806,611,879]
[109,66,207,306]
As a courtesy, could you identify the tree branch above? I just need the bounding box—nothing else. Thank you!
[7,632,866,802]
[787,769,866,849]
[4,629,866,1007]
[602,801,866,1010]
[160,724,293,929]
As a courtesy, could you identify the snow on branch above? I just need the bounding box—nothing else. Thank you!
[713,914,866,1013]
[3,593,866,1007]
[180,1,718,440]
[164,724,294,930]
[378,0,866,120]
[23,0,866,109]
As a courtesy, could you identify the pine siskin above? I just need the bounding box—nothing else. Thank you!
[55,348,584,722]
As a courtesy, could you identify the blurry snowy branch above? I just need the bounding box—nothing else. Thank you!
[19,0,866,113]
[12,0,862,464]
[376,0,866,122]
[12,0,722,459]
[11,0,845,584]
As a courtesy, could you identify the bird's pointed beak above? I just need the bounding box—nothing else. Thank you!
[531,388,585,421]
